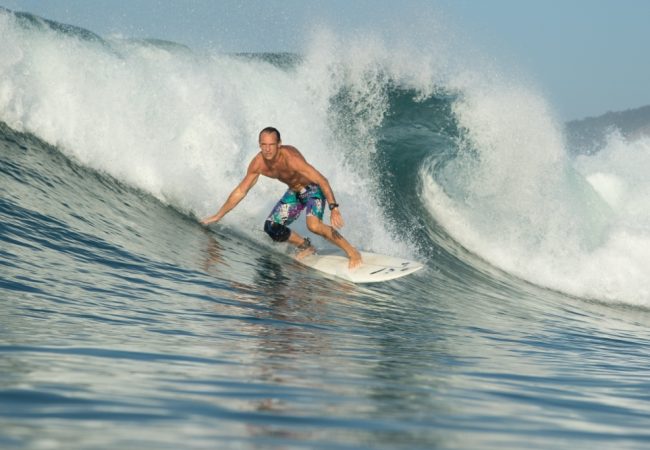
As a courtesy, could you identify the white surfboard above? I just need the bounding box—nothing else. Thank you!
[297,250,424,283]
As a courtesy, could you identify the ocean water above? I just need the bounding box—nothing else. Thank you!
[3,7,650,450]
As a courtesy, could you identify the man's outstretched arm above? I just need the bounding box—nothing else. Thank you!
[200,164,260,226]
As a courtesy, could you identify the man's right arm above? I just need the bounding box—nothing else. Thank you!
[200,159,260,226]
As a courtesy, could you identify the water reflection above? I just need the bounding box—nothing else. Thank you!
[199,229,226,273]
[198,234,338,440]
[195,232,564,449]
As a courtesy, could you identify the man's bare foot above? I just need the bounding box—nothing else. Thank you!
[295,245,316,260]
[348,249,362,270]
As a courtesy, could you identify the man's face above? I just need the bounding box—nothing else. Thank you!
[259,132,280,160]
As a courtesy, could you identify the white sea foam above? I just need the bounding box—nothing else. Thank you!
[0,12,426,258]
[421,77,650,305]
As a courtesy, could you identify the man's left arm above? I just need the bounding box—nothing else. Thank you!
[295,159,344,229]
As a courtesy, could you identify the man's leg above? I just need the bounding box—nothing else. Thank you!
[264,190,302,242]
[264,219,314,259]
[306,216,362,269]
[288,230,316,259]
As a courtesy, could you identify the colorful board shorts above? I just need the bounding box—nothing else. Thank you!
[266,184,325,226]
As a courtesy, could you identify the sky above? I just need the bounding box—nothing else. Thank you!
[2,0,649,121]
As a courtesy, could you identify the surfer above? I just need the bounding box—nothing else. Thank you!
[201,127,362,269]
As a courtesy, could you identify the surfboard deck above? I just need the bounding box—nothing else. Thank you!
[296,250,424,283]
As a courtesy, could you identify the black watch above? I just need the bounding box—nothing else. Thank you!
[328,203,339,211]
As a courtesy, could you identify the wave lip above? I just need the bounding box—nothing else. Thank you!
[419,83,650,305]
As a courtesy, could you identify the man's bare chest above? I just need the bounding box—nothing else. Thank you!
[261,160,295,180]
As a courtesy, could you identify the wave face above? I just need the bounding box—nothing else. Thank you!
[4,9,650,449]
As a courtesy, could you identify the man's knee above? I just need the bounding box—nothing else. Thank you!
[306,219,321,234]
[307,218,341,241]
[264,220,291,242]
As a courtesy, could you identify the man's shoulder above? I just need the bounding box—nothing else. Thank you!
[247,152,264,171]
[281,145,305,161]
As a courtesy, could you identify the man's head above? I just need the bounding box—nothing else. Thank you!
[259,126,281,142]
[259,127,281,160]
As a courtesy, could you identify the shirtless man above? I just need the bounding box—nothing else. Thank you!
[200,127,362,269]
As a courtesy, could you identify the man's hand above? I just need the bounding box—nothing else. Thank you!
[330,208,344,229]
[200,215,218,226]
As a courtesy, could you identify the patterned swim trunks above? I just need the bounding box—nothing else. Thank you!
[266,184,325,226]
